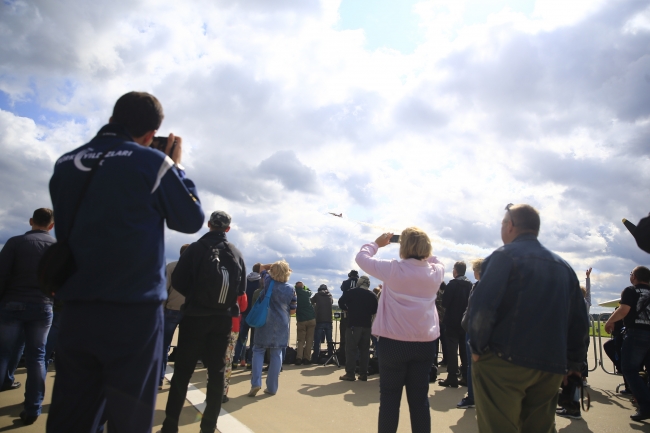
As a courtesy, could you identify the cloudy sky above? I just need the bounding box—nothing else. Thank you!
[1,0,649,310]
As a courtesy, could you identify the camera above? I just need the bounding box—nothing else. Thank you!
[151,136,177,157]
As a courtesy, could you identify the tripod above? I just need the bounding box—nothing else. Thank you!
[323,315,341,367]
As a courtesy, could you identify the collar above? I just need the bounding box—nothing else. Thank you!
[200,231,228,242]
[511,233,539,243]
[96,124,135,142]
[455,275,470,281]
[635,283,650,290]
[25,229,49,235]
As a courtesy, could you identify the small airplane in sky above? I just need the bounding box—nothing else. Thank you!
[328,212,343,218]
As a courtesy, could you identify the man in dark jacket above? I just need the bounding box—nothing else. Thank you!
[47,92,205,433]
[468,204,588,432]
[338,276,378,381]
[0,208,55,425]
[234,263,262,367]
[161,210,246,433]
[311,284,334,362]
[439,261,472,388]
[339,270,359,357]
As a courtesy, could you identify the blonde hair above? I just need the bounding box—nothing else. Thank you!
[471,258,484,274]
[399,227,432,260]
[269,260,291,283]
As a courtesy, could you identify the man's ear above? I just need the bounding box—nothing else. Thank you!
[29,218,34,227]
[47,222,54,231]
[225,227,231,233]
[207,221,212,229]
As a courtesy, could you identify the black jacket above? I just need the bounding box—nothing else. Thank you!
[341,276,358,292]
[311,290,333,323]
[172,231,246,316]
[0,230,55,303]
[338,288,378,328]
[442,276,472,330]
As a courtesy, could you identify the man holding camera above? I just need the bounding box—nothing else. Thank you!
[47,92,205,433]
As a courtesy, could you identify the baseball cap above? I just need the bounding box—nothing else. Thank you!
[209,210,231,228]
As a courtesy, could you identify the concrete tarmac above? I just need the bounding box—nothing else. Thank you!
[1,318,648,432]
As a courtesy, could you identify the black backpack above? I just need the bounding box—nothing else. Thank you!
[194,239,242,310]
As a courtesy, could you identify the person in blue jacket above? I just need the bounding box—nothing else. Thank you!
[46,91,205,433]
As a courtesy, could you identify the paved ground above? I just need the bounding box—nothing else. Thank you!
[1,318,649,432]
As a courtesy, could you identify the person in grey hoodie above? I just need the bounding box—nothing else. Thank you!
[311,284,334,361]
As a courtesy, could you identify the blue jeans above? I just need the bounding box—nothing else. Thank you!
[0,301,53,416]
[251,346,283,394]
[312,322,333,359]
[45,310,62,367]
[160,308,183,385]
[466,334,474,402]
[234,314,252,363]
[3,331,24,389]
[378,337,435,433]
[621,328,650,413]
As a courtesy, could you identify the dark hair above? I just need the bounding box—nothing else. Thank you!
[348,270,359,278]
[252,263,261,273]
[633,266,650,283]
[111,92,164,137]
[454,261,466,276]
[180,244,190,256]
[509,204,540,235]
[32,208,54,227]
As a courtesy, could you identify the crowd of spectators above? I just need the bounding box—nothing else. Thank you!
[1,92,649,433]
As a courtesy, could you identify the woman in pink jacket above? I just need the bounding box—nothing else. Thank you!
[356,227,444,433]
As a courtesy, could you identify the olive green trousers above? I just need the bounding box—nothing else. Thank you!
[472,352,563,433]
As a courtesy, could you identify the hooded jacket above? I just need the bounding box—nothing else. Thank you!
[311,288,333,323]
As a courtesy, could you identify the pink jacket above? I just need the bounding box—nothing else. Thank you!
[355,242,444,342]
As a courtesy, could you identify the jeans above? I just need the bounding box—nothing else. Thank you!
[378,337,435,433]
[466,334,474,402]
[312,322,333,360]
[296,319,316,360]
[2,331,24,389]
[234,314,252,364]
[443,326,467,384]
[621,328,650,413]
[46,302,163,433]
[160,308,183,385]
[251,346,283,394]
[162,314,231,433]
[345,327,371,377]
[0,301,52,416]
[45,310,62,367]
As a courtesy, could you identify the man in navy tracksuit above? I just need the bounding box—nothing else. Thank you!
[46,92,205,433]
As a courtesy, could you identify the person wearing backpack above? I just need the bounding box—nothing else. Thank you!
[605,266,650,422]
[159,210,246,433]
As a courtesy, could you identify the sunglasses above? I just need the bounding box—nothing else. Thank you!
[505,203,516,227]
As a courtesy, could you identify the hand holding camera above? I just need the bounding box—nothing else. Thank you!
[375,233,399,248]
[151,133,183,165]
